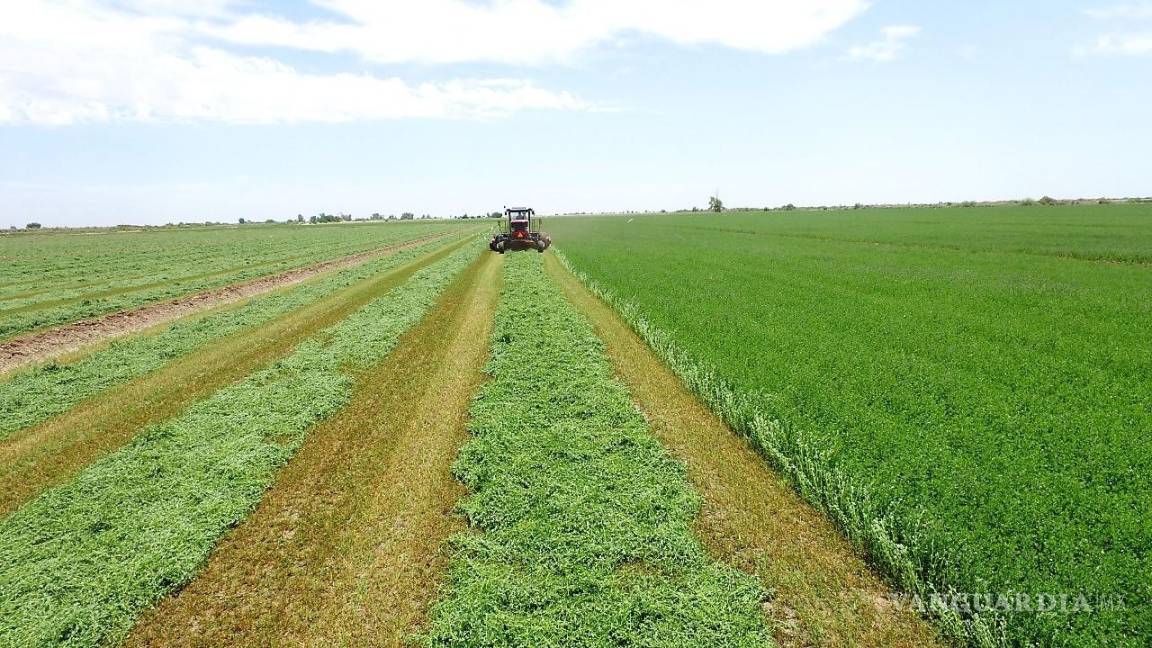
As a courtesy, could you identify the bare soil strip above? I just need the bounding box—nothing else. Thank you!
[0,238,471,517]
[0,232,452,374]
[545,254,949,648]
[126,252,501,647]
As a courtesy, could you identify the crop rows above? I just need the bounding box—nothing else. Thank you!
[0,234,462,441]
[0,222,455,340]
[424,253,772,647]
[548,206,1151,647]
[0,242,481,646]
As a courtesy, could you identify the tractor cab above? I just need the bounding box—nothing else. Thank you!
[489,206,552,254]
[507,207,533,238]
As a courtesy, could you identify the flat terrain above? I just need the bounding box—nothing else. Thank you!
[547,254,944,648]
[548,204,1152,646]
[128,252,501,646]
[0,237,471,515]
[0,221,458,341]
[2,207,1146,646]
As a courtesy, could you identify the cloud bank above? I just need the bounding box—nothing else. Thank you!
[1,1,869,125]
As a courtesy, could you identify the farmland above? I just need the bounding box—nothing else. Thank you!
[0,221,456,341]
[548,204,1152,647]
[0,208,1146,647]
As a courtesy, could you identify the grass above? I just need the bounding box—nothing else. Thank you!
[0,221,462,340]
[126,252,502,646]
[423,253,773,648]
[0,235,474,515]
[0,233,461,441]
[0,242,480,647]
[545,253,946,648]
[547,204,1151,647]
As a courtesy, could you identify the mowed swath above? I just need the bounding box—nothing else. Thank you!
[548,204,1152,647]
[128,252,501,646]
[0,236,473,516]
[424,253,773,647]
[0,243,481,646]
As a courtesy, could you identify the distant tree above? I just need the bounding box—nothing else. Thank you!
[25,222,42,230]
[708,196,724,213]
[265,218,275,223]
[782,203,797,211]
[852,203,864,210]
[238,218,246,224]
[400,212,415,220]
[387,214,397,220]
[1020,197,1036,207]
[370,213,384,221]
[1038,196,1057,206]
[489,212,502,218]
[297,214,304,223]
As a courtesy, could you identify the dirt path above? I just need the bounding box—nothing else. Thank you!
[126,252,501,647]
[0,232,454,375]
[0,239,471,517]
[545,254,949,648]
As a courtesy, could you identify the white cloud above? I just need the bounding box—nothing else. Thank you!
[207,0,870,65]
[847,25,921,63]
[0,0,869,125]
[1083,3,1152,20]
[1079,3,1152,55]
[1079,32,1152,55]
[0,0,587,125]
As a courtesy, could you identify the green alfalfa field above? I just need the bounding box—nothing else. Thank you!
[0,206,1148,648]
[548,203,1151,646]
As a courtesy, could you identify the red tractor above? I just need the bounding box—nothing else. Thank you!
[489,207,551,254]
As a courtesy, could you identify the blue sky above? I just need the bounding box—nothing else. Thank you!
[1,0,1150,227]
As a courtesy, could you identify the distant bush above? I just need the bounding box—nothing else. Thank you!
[25,223,41,230]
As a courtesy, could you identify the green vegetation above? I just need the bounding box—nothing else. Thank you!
[0,221,456,340]
[548,204,1152,647]
[0,242,480,647]
[0,235,461,441]
[425,254,771,647]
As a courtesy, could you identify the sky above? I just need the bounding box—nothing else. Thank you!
[1,0,1150,227]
